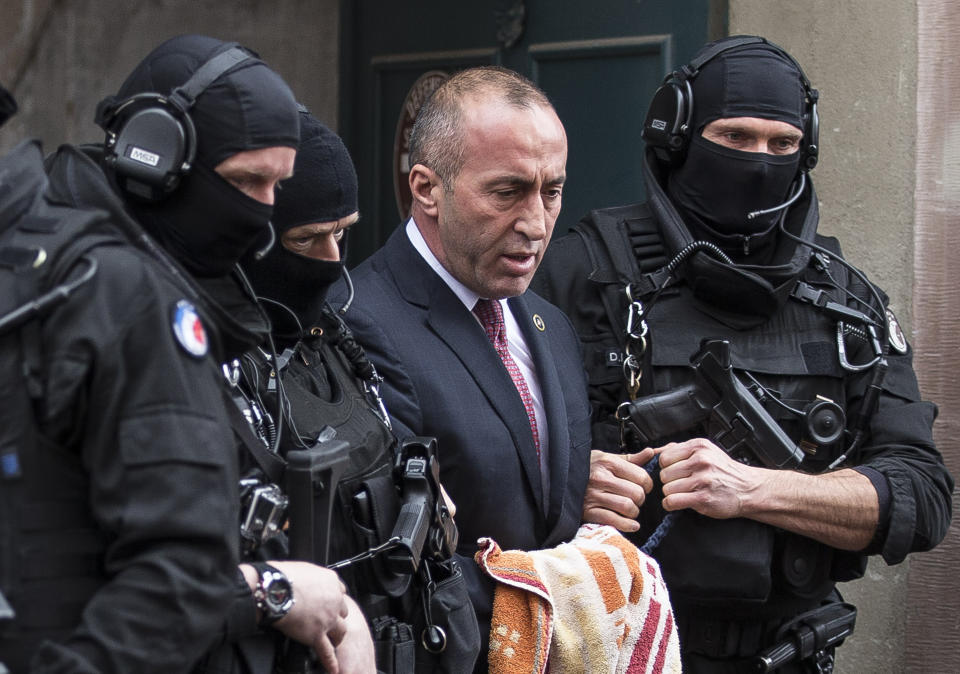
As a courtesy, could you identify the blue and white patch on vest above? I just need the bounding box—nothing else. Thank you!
[886,308,908,354]
[172,299,208,358]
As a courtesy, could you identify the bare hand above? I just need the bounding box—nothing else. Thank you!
[334,596,377,673]
[657,438,759,519]
[581,448,655,532]
[243,561,350,673]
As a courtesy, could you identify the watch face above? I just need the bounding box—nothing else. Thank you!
[257,567,295,624]
[266,576,291,606]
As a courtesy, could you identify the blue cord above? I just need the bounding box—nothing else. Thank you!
[638,454,677,555]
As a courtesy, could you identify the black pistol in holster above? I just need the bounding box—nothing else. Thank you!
[752,602,857,673]
[619,339,806,469]
[386,437,458,576]
[385,437,461,658]
[279,437,352,674]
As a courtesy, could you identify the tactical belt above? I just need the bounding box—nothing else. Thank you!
[676,592,841,660]
[678,613,791,659]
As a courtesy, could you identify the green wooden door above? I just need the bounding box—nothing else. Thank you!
[339,0,727,262]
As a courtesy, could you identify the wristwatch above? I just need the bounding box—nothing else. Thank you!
[251,562,295,626]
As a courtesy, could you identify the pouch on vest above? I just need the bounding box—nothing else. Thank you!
[411,559,481,674]
[656,514,774,604]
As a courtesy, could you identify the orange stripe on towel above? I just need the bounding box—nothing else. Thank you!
[603,529,646,604]
[582,548,625,614]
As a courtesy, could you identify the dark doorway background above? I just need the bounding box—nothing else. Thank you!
[339,0,727,263]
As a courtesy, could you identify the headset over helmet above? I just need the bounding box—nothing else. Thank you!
[642,35,819,171]
[94,43,256,202]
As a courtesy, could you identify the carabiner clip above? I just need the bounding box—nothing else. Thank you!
[626,300,649,342]
[836,322,881,372]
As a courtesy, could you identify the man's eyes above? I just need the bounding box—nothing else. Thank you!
[290,231,342,246]
[493,186,562,199]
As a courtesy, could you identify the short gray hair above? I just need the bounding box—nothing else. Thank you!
[408,66,553,190]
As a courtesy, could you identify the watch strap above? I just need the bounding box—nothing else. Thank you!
[251,562,294,627]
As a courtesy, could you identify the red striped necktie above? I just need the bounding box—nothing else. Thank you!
[473,298,541,461]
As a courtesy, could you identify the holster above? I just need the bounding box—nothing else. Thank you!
[371,617,415,674]
[367,559,479,674]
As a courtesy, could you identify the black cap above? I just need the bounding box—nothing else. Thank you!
[111,34,299,169]
[272,110,358,232]
[689,37,806,134]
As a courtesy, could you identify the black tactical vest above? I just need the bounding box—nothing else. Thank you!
[242,310,408,606]
[567,207,882,618]
[240,318,482,673]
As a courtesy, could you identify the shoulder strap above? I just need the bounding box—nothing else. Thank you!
[224,387,286,484]
[3,200,121,400]
[573,204,668,351]
[790,237,882,324]
[578,207,643,285]
[573,210,631,351]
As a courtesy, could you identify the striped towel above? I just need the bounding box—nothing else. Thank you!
[475,523,681,674]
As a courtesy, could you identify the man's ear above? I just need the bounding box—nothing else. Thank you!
[409,163,442,218]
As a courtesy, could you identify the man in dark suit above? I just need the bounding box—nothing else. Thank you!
[335,66,592,668]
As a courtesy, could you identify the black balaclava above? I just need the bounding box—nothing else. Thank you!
[641,38,821,328]
[667,41,806,243]
[242,111,358,340]
[110,35,300,277]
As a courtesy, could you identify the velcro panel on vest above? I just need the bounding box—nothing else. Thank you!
[650,290,843,378]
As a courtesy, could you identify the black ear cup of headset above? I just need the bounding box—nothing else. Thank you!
[642,75,694,166]
[95,92,196,201]
[95,45,253,202]
[641,36,820,172]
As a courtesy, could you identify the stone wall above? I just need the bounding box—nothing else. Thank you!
[908,1,960,670]
[0,0,340,152]
[729,2,958,671]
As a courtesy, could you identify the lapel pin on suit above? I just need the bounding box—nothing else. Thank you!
[533,314,546,331]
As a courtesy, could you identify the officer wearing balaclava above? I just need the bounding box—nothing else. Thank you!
[655,40,819,323]
[0,34,317,673]
[107,34,300,280]
[244,111,360,344]
[100,42,373,674]
[240,111,477,673]
[533,35,952,673]
[97,34,307,364]
[667,42,806,252]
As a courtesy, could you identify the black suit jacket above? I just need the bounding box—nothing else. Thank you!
[334,227,592,657]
